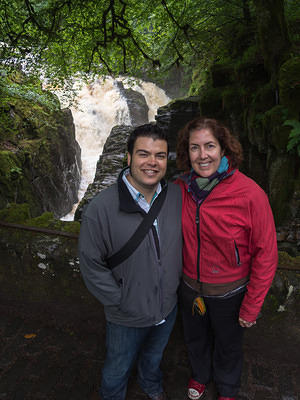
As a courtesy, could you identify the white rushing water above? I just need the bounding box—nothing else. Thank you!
[59,76,170,220]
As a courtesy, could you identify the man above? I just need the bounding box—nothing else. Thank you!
[79,123,182,400]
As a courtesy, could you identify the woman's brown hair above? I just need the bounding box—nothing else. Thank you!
[176,117,243,171]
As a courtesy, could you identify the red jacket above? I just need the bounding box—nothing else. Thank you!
[175,170,278,322]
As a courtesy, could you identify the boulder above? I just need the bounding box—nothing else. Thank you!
[0,73,81,218]
[74,125,132,221]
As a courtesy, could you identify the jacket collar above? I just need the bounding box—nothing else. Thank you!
[117,167,167,213]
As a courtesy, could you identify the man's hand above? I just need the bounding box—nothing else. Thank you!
[239,317,256,328]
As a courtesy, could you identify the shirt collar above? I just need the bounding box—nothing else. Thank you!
[122,168,161,205]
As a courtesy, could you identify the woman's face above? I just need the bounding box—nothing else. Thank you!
[189,128,224,177]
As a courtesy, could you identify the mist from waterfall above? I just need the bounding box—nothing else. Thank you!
[60,77,170,220]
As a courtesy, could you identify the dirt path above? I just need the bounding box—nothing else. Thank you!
[0,296,299,400]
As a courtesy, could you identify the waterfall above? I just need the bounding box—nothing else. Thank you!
[60,76,170,220]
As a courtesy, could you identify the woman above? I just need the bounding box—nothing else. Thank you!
[175,117,278,400]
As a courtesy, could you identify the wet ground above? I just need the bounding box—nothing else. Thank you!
[0,294,299,400]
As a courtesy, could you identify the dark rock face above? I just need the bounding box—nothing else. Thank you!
[155,97,201,153]
[74,125,132,221]
[142,65,191,99]
[115,81,149,126]
[187,54,300,229]
[0,103,81,219]
[30,109,81,218]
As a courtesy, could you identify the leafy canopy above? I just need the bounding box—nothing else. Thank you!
[0,0,299,84]
[0,0,255,81]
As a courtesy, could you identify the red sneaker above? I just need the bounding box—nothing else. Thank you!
[187,378,206,399]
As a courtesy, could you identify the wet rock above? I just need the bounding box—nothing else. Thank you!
[155,96,201,152]
[115,81,149,126]
[0,106,81,219]
[74,125,133,221]
[29,108,82,218]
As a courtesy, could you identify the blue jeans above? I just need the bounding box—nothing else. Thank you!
[99,306,177,400]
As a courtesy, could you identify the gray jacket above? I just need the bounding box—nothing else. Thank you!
[78,169,182,327]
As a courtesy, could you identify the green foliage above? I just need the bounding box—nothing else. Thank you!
[0,202,31,223]
[284,119,300,155]
[0,203,80,233]
[0,0,266,83]
[0,68,60,111]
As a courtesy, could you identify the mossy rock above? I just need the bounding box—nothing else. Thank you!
[251,83,276,113]
[268,154,295,224]
[0,202,31,223]
[27,212,80,235]
[199,87,224,119]
[279,57,300,117]
[278,250,300,270]
[222,24,255,60]
[211,63,235,88]
[0,202,80,235]
[221,85,245,114]
[0,150,39,211]
[0,151,22,186]
[262,105,291,152]
[235,61,269,88]
[159,97,201,113]
[189,67,211,96]
[0,76,80,218]
[247,109,268,152]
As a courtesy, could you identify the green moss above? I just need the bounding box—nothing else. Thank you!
[252,83,276,113]
[0,201,80,234]
[262,105,291,151]
[247,110,267,151]
[211,63,235,88]
[189,67,211,96]
[278,250,300,268]
[0,69,60,144]
[0,203,31,223]
[221,85,245,113]
[268,154,295,224]
[279,57,300,117]
[27,212,80,235]
[0,151,24,207]
[0,151,22,183]
[199,87,223,118]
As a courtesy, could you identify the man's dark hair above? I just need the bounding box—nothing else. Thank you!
[127,123,169,155]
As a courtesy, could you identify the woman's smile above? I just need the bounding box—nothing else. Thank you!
[189,129,224,177]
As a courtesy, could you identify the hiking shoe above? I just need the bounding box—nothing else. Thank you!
[188,378,206,399]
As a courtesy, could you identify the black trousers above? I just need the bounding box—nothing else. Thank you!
[179,281,245,397]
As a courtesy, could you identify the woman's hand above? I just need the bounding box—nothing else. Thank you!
[239,317,256,328]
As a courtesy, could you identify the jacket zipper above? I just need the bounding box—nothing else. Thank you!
[196,203,200,283]
[151,225,160,262]
[234,240,241,265]
[190,170,235,285]
[151,225,162,322]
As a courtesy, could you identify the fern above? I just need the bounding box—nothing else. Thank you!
[284,119,300,156]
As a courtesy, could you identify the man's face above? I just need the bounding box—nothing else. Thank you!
[127,136,168,196]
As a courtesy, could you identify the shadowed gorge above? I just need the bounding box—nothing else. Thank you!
[0,0,300,399]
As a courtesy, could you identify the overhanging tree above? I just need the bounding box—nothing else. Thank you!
[0,0,298,84]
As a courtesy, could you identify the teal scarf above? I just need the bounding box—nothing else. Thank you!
[188,156,230,205]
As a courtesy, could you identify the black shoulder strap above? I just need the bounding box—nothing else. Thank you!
[106,185,168,269]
